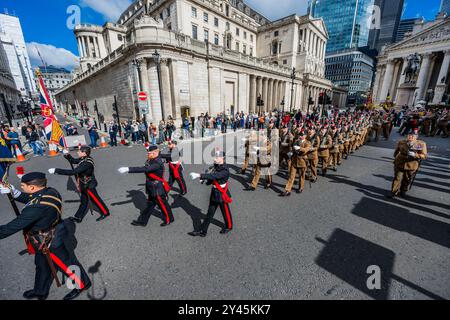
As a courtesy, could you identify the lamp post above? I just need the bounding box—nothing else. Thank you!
[131,58,142,121]
[290,67,296,113]
[152,50,165,121]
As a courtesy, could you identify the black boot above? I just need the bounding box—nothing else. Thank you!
[69,217,82,224]
[188,231,207,237]
[131,220,146,227]
[96,214,110,222]
[220,229,232,234]
[63,283,91,301]
[279,191,291,197]
[23,290,48,300]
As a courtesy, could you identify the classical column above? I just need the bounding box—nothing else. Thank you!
[77,38,83,58]
[272,80,279,109]
[262,77,268,112]
[160,59,173,119]
[389,60,401,100]
[256,76,263,112]
[249,75,257,113]
[415,53,432,101]
[379,60,395,102]
[267,79,273,111]
[138,58,153,122]
[81,36,87,58]
[433,50,450,104]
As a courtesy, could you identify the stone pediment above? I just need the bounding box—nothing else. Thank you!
[386,17,450,52]
[310,18,328,38]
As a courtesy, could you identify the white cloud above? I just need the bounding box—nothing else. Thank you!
[27,42,79,70]
[245,0,309,20]
[79,0,133,22]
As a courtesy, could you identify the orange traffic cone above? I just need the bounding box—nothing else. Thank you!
[15,145,26,162]
[48,142,58,157]
[100,136,108,148]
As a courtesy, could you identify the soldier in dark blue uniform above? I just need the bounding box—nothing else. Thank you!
[118,145,174,227]
[48,146,110,223]
[0,172,91,300]
[160,140,187,195]
[188,151,233,237]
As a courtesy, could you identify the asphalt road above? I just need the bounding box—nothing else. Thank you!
[0,125,449,300]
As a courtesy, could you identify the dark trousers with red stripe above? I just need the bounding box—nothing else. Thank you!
[136,195,174,225]
[34,244,91,296]
[168,168,187,194]
[201,201,233,233]
[75,187,110,220]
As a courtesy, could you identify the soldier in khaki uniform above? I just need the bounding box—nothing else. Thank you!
[306,128,320,183]
[280,130,311,196]
[389,129,427,198]
[370,111,383,142]
[382,113,392,140]
[247,136,273,190]
[241,131,257,174]
[318,126,333,176]
[279,125,293,170]
[328,125,342,171]
[342,124,352,159]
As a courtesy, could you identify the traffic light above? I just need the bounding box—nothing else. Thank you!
[326,95,332,105]
[257,96,261,106]
[308,97,314,105]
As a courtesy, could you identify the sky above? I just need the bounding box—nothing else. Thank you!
[0,0,443,70]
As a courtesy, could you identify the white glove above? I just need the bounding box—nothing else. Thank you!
[0,184,21,198]
[309,147,316,152]
[63,149,69,155]
[408,151,416,158]
[253,146,260,151]
[294,146,301,151]
[118,167,130,174]
[48,168,56,175]
[241,138,248,142]
[190,173,201,180]
[287,152,293,158]
[250,151,257,155]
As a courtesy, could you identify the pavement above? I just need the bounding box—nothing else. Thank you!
[0,124,449,300]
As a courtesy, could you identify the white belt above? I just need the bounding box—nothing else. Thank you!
[214,183,227,189]
[170,161,181,165]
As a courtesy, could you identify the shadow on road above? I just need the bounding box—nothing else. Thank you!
[315,228,446,300]
[87,261,107,300]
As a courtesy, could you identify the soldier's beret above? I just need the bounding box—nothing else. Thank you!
[21,172,46,183]
[147,145,158,152]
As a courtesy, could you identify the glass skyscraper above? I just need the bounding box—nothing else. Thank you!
[309,0,375,53]
[441,0,450,14]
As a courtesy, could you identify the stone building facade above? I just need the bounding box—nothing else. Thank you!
[56,0,333,123]
[373,15,450,107]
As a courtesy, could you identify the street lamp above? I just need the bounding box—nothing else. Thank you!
[290,67,296,113]
[152,50,165,121]
[131,58,143,121]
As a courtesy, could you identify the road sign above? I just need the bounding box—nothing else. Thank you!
[138,92,147,101]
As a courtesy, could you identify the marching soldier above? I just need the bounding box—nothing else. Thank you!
[370,111,383,142]
[0,172,91,300]
[328,125,342,171]
[280,130,311,197]
[279,125,293,170]
[342,124,352,159]
[382,113,392,140]
[389,129,427,198]
[318,126,332,176]
[188,151,233,237]
[118,145,174,227]
[306,128,320,183]
[49,146,110,223]
[246,136,273,190]
[241,131,257,175]
[161,140,187,195]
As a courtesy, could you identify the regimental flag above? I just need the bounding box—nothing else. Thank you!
[36,69,67,148]
[0,135,15,183]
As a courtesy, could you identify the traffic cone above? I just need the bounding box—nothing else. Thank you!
[100,136,108,148]
[15,145,26,163]
[48,142,58,157]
